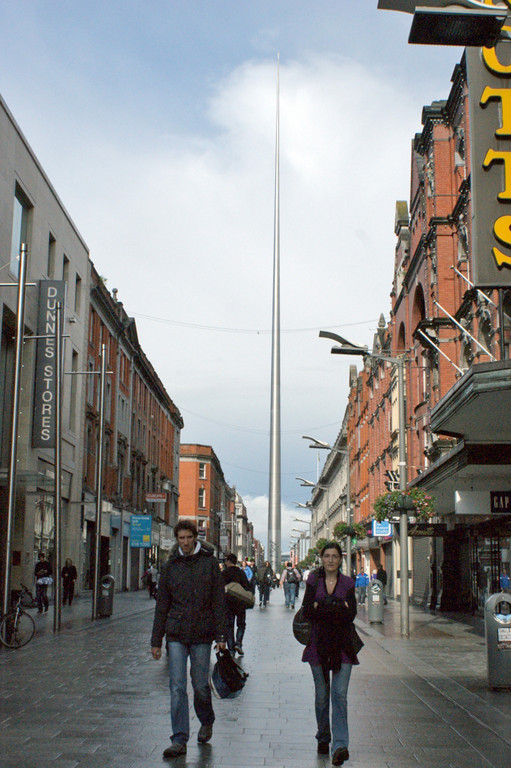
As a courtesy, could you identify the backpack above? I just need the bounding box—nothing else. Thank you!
[286,568,298,584]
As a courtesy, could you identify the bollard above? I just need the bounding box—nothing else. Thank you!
[97,574,115,618]
[367,579,384,624]
[484,592,511,690]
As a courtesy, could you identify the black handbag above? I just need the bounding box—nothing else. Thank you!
[292,606,313,645]
[349,623,364,655]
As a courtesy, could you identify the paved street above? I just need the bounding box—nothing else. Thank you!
[1,587,511,768]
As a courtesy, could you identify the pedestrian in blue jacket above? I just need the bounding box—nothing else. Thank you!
[355,569,369,605]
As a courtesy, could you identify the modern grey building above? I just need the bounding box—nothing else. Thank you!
[0,94,90,597]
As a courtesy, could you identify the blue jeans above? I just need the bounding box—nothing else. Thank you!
[167,641,214,745]
[310,663,352,752]
[283,582,295,607]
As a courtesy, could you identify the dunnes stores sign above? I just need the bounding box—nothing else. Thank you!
[32,281,66,448]
[467,9,511,286]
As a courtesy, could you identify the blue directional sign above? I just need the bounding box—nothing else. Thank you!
[130,515,152,548]
[372,520,392,537]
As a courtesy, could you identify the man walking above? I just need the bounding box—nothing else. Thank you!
[280,561,301,609]
[355,568,369,605]
[223,553,251,655]
[151,521,228,760]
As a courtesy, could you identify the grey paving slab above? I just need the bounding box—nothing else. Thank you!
[1,590,511,767]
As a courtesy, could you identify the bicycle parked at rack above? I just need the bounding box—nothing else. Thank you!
[0,584,36,649]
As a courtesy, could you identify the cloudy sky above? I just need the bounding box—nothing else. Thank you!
[0,1,462,552]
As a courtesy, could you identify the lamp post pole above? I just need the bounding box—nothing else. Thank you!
[319,331,410,636]
[397,356,409,637]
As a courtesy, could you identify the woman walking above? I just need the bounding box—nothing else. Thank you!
[301,542,361,766]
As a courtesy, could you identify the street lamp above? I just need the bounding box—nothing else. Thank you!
[303,435,352,577]
[296,477,331,540]
[319,329,410,637]
[378,0,507,47]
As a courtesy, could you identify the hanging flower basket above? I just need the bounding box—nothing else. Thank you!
[373,488,435,523]
[333,522,367,540]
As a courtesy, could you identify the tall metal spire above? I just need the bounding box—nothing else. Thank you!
[267,54,281,571]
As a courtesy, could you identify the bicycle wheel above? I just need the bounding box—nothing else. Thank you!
[0,610,36,648]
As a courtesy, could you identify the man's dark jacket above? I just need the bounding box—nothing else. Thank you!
[151,542,228,647]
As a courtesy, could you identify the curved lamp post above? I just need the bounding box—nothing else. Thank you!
[319,329,410,637]
[303,435,352,576]
[296,477,330,540]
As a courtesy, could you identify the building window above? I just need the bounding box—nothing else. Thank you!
[87,359,95,405]
[63,254,70,288]
[69,350,79,432]
[199,462,206,479]
[10,188,31,278]
[74,275,82,315]
[198,488,206,509]
[47,233,56,277]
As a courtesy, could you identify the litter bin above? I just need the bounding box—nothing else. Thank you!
[367,579,384,624]
[97,575,115,618]
[484,592,511,690]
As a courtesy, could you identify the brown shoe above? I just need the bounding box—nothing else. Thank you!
[332,747,349,765]
[163,743,186,759]
[197,724,213,743]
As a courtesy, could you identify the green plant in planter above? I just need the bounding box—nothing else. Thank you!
[333,522,367,540]
[373,488,435,523]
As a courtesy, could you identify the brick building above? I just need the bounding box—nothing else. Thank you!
[179,444,254,562]
[343,53,511,613]
[84,265,183,591]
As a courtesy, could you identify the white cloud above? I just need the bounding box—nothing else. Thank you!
[5,51,435,547]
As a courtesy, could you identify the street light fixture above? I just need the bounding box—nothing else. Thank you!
[319,329,410,637]
[378,0,507,47]
[296,477,331,540]
[302,434,352,577]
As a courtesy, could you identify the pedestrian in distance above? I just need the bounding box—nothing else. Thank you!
[61,558,77,606]
[301,541,361,766]
[294,565,303,601]
[223,553,251,655]
[148,563,158,598]
[500,567,510,593]
[376,563,388,605]
[242,559,254,592]
[280,561,301,609]
[34,551,53,614]
[257,561,273,607]
[355,568,369,605]
[150,520,228,760]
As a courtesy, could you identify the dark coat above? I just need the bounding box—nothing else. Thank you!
[150,542,228,647]
[302,568,359,669]
[34,560,53,580]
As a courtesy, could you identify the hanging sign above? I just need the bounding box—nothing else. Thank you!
[32,280,66,448]
[467,23,511,286]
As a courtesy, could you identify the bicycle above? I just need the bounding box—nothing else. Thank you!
[0,584,36,649]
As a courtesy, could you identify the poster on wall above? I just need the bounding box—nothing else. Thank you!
[130,515,152,548]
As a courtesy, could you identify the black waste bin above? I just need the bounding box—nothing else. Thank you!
[367,579,384,624]
[484,591,511,689]
[98,575,115,618]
